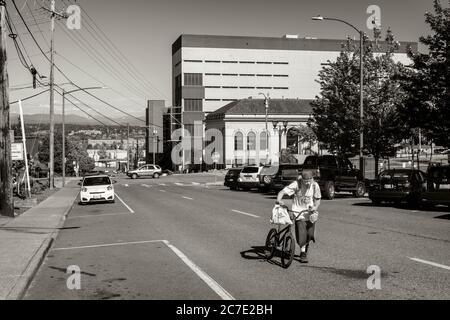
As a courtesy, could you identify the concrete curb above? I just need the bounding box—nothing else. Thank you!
[5,192,77,300]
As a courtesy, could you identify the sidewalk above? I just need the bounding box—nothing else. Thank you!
[0,181,79,300]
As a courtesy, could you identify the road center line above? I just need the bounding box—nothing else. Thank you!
[162,240,235,300]
[141,184,151,188]
[408,257,450,271]
[123,184,129,187]
[114,193,135,213]
[159,190,166,193]
[182,196,194,200]
[175,183,184,186]
[231,209,260,218]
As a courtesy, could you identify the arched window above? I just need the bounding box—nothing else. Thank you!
[234,132,243,151]
[247,132,256,150]
[260,131,268,150]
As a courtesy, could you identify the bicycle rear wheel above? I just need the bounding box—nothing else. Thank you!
[265,228,278,260]
[281,234,295,268]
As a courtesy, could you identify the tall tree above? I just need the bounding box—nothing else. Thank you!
[400,0,449,157]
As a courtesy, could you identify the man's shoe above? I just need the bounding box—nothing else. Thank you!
[299,252,308,263]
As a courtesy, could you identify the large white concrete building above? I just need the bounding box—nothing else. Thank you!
[170,34,417,168]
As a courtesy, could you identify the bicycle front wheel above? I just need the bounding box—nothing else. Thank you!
[265,228,278,260]
[281,234,295,268]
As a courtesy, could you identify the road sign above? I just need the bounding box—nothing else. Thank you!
[11,142,24,161]
[212,152,220,164]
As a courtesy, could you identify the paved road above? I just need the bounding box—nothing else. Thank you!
[25,175,450,300]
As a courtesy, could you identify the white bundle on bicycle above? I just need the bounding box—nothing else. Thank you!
[270,205,293,225]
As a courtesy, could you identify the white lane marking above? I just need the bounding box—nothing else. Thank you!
[158,183,166,186]
[182,196,194,200]
[192,182,200,185]
[175,183,184,186]
[141,184,151,188]
[231,209,260,218]
[123,184,129,187]
[162,240,235,300]
[408,257,450,271]
[68,212,130,219]
[159,190,166,193]
[51,240,164,251]
[114,193,135,213]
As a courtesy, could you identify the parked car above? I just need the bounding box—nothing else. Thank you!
[79,175,116,204]
[368,169,426,206]
[302,155,366,200]
[420,165,450,207]
[127,164,162,179]
[237,166,262,190]
[258,163,303,192]
[224,167,243,190]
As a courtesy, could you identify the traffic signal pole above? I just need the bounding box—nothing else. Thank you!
[0,1,14,217]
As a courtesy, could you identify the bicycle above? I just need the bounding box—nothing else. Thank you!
[265,207,314,269]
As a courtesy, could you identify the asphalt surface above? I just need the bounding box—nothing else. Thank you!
[25,174,450,300]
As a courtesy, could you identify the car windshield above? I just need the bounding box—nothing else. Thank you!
[242,167,259,173]
[83,177,111,186]
[380,171,411,181]
[227,169,241,176]
[260,165,278,176]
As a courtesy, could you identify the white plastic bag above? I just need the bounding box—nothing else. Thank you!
[270,205,293,225]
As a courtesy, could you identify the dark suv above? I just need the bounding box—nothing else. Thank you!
[302,155,365,200]
[258,163,303,192]
[421,164,450,207]
[224,167,243,190]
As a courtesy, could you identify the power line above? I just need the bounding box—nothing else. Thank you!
[10,89,50,105]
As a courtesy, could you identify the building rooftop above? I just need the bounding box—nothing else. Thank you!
[173,34,418,54]
[206,99,313,120]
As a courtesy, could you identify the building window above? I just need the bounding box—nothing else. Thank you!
[205,86,220,88]
[205,73,220,76]
[205,60,220,63]
[239,74,255,77]
[274,87,289,90]
[273,74,289,77]
[234,132,243,151]
[184,59,202,63]
[260,132,268,150]
[184,99,203,111]
[222,86,238,89]
[223,99,238,101]
[184,73,203,86]
[257,74,272,77]
[175,75,182,106]
[222,61,237,63]
[205,99,221,101]
[239,61,255,64]
[274,62,289,65]
[256,87,272,89]
[247,132,256,151]
[239,86,255,89]
[256,61,272,64]
[222,73,238,76]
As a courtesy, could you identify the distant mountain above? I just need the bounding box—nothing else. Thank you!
[10,113,146,127]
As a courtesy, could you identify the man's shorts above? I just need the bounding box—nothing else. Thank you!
[294,220,316,247]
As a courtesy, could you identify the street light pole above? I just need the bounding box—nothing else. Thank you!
[259,93,270,165]
[61,86,106,187]
[312,15,365,178]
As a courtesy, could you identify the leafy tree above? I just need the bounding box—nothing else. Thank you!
[310,29,410,173]
[288,125,318,155]
[399,0,449,157]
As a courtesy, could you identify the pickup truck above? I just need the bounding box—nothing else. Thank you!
[302,155,366,200]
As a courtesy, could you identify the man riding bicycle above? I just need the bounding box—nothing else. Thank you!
[276,171,321,263]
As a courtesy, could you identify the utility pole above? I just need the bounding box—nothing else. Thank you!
[62,89,65,187]
[126,123,130,172]
[49,0,55,189]
[0,1,14,217]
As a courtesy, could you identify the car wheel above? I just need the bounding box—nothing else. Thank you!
[323,181,335,200]
[153,173,160,179]
[353,181,366,198]
[131,173,138,179]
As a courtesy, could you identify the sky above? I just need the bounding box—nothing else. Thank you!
[6,0,437,123]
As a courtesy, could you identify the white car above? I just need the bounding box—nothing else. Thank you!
[79,175,116,204]
[127,164,162,179]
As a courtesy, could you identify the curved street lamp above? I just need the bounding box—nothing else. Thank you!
[62,86,107,187]
[312,15,365,178]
